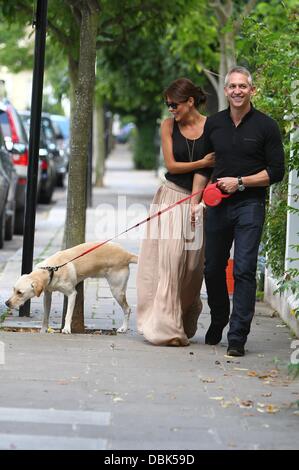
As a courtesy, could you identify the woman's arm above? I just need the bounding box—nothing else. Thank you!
[161,119,214,174]
[190,173,209,225]
[191,173,209,203]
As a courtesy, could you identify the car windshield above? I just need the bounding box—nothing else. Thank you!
[41,117,56,142]
[51,116,69,139]
[19,113,47,147]
[0,110,11,138]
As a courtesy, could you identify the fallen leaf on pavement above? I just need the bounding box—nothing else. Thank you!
[247,370,258,377]
[209,396,224,400]
[201,377,215,383]
[239,400,254,408]
[113,397,124,402]
[265,404,280,413]
[257,403,280,414]
[261,392,272,397]
[146,393,154,400]
[258,369,279,379]
[221,401,233,408]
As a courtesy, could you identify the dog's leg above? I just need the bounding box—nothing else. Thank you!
[40,291,52,333]
[106,268,131,333]
[62,290,77,334]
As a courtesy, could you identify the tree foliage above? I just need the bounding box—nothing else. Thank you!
[95,0,194,168]
[0,21,34,73]
[239,0,299,300]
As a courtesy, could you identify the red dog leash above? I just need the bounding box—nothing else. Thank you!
[40,189,203,273]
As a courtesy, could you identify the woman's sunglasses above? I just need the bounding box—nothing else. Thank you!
[164,99,188,110]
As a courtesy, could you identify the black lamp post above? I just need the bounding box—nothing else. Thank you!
[19,0,48,316]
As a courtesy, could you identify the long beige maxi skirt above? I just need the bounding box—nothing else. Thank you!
[136,180,205,346]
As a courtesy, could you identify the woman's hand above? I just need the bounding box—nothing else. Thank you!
[191,203,201,228]
[201,152,215,168]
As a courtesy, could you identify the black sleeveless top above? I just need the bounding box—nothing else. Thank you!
[165,119,211,191]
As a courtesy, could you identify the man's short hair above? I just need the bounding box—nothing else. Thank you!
[224,66,253,87]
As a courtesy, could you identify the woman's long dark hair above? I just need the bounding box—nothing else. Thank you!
[164,78,207,108]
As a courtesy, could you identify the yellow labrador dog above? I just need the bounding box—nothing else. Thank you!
[6,242,138,334]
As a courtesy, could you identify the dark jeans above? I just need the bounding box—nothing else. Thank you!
[204,198,265,345]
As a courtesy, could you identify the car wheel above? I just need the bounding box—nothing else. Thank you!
[0,207,6,249]
[14,210,24,235]
[56,173,65,188]
[5,209,15,241]
[39,183,54,204]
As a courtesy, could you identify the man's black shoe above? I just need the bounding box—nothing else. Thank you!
[205,324,224,345]
[227,343,245,357]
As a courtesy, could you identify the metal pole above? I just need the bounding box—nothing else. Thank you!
[19,0,48,317]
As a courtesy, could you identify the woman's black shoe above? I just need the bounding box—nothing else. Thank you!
[205,324,224,345]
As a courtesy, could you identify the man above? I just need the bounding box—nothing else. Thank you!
[199,66,285,356]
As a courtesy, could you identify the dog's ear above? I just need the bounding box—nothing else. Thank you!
[31,281,43,297]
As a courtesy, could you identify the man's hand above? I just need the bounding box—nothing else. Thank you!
[217,177,238,194]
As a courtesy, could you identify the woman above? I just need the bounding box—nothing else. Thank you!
[136,78,214,346]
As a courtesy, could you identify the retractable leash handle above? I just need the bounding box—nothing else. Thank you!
[203,182,231,207]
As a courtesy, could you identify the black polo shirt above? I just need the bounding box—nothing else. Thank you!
[199,105,285,200]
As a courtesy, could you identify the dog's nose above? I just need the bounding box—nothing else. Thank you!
[5,300,10,308]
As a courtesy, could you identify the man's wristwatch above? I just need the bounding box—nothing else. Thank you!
[237,176,245,191]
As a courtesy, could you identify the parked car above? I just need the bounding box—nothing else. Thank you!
[0,100,41,234]
[37,144,56,204]
[20,111,68,189]
[50,113,70,171]
[0,109,18,247]
[115,122,135,144]
[41,113,68,187]
[19,111,56,204]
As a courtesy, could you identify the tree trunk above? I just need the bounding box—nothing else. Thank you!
[94,102,105,187]
[218,35,228,110]
[64,5,98,333]
[207,0,257,110]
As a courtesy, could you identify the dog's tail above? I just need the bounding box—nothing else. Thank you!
[129,253,138,264]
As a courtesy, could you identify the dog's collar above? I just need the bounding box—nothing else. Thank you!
[38,266,59,285]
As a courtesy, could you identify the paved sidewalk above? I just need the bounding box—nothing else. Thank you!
[0,144,298,450]
[0,144,157,332]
